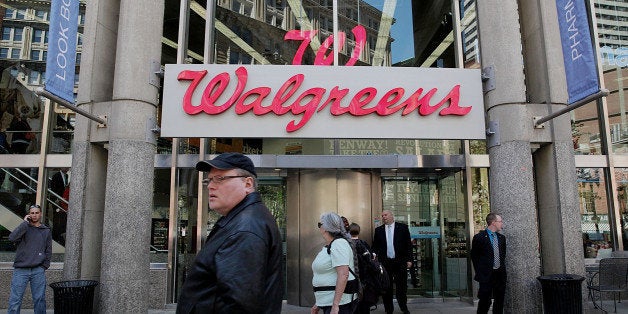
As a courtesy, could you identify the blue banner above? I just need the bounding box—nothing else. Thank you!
[45,0,79,104]
[556,0,599,104]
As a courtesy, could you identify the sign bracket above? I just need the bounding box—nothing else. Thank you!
[36,87,107,127]
[533,89,609,128]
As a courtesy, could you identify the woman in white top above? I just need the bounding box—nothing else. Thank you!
[311,212,358,314]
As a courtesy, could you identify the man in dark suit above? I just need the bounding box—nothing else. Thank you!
[471,213,506,314]
[49,168,69,198]
[372,210,412,314]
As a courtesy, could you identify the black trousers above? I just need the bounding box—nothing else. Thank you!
[477,269,506,314]
[381,259,408,313]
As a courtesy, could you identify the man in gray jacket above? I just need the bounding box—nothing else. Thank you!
[176,153,283,313]
[8,204,52,314]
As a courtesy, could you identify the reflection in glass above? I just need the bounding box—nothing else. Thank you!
[49,111,74,154]
[577,168,612,258]
[471,168,490,232]
[0,168,65,261]
[152,169,171,263]
[614,168,628,252]
[572,103,602,155]
[174,168,200,301]
[46,168,69,247]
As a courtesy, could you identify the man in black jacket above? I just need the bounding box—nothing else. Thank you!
[372,210,412,314]
[471,213,506,314]
[176,153,283,314]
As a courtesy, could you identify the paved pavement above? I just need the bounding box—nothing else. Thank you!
[8,298,628,313]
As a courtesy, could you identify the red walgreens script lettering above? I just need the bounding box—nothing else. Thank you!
[178,67,472,133]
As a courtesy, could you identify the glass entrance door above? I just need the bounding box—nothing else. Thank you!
[382,171,470,299]
[172,174,288,302]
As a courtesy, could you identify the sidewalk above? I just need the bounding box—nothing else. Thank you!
[8,299,479,314]
[9,299,628,313]
[280,299,477,314]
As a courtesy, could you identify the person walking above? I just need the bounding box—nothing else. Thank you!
[372,210,412,314]
[471,213,506,314]
[176,153,283,314]
[311,212,358,314]
[7,204,52,314]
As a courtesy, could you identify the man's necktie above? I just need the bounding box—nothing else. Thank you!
[387,225,395,259]
[492,234,500,269]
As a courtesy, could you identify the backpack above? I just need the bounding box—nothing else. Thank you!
[353,239,390,307]
[320,237,363,300]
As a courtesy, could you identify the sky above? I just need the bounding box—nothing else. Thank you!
[364,0,415,63]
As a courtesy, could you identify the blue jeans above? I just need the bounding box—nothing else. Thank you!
[8,267,47,314]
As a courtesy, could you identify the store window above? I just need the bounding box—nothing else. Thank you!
[615,168,628,251]
[471,167,490,233]
[572,102,602,155]
[594,0,627,154]
[0,168,57,262]
[578,168,612,258]
[151,169,171,263]
[45,168,69,249]
[49,112,74,154]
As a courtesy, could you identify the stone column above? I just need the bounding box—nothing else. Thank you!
[65,0,120,282]
[476,0,543,312]
[97,0,164,312]
[519,0,585,276]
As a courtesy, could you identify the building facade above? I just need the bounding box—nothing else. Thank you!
[0,0,625,312]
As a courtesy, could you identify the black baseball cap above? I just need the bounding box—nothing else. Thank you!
[196,152,257,177]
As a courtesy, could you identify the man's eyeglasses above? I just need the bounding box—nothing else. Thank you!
[202,175,248,185]
[29,205,41,209]
[317,222,323,228]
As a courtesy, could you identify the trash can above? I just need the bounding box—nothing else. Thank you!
[49,280,99,314]
[537,274,585,314]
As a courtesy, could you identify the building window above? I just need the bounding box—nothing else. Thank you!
[35,10,47,21]
[76,53,81,64]
[14,28,23,42]
[2,27,11,41]
[5,8,15,18]
[0,48,8,58]
[10,49,21,59]
[15,9,25,19]
[28,71,40,85]
[33,29,44,43]
[31,49,41,60]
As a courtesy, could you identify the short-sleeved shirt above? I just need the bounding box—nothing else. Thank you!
[311,238,356,306]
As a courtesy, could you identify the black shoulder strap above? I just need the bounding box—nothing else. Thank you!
[325,237,339,255]
[325,237,358,278]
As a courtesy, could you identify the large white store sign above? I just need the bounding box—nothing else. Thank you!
[161,65,485,139]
